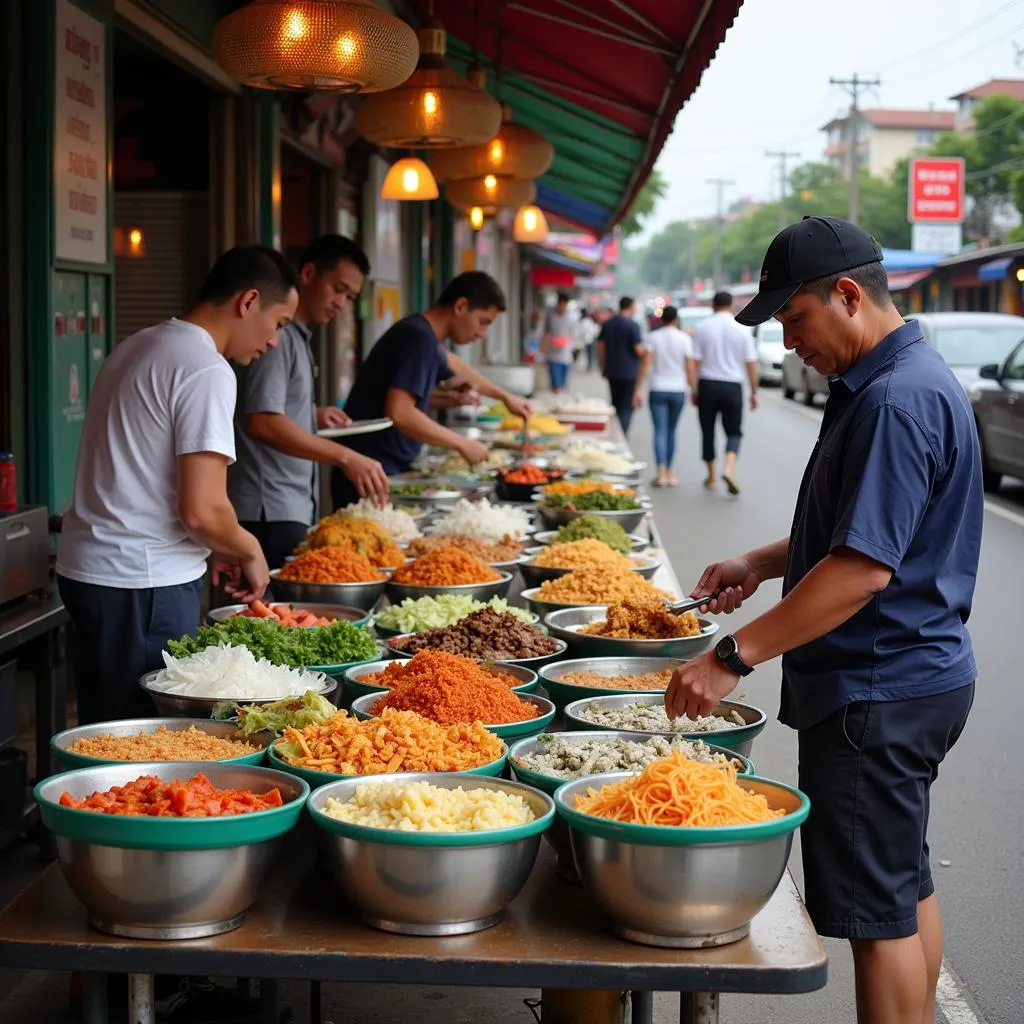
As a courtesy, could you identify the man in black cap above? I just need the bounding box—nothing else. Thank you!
[665,216,982,1024]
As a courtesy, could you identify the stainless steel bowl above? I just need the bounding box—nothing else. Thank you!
[556,772,807,947]
[562,693,766,757]
[532,530,650,553]
[138,671,338,719]
[35,762,307,939]
[308,772,554,935]
[388,480,474,510]
[517,550,661,588]
[538,655,682,709]
[543,605,720,659]
[206,602,371,627]
[535,504,648,534]
[385,570,514,606]
[268,570,389,612]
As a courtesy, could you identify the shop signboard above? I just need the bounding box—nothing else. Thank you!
[908,157,965,224]
[54,0,108,264]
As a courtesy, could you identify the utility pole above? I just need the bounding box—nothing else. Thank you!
[765,150,800,230]
[707,177,734,289]
[829,73,880,224]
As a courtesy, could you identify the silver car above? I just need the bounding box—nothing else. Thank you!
[971,336,1024,491]
[781,349,829,405]
[752,321,787,386]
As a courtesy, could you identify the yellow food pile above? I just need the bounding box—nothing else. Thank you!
[298,516,403,568]
[542,480,635,498]
[500,412,569,434]
[535,567,672,605]
[532,539,640,571]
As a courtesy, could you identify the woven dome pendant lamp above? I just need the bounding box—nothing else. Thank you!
[445,175,536,213]
[212,0,419,92]
[355,20,502,147]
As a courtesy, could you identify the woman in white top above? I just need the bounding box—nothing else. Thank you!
[642,306,697,486]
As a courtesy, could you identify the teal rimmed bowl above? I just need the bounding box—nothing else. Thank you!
[373,609,541,640]
[344,659,538,703]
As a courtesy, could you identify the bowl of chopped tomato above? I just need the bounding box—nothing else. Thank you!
[495,463,566,502]
[33,763,309,939]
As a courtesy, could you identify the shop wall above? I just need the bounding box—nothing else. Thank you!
[361,154,405,355]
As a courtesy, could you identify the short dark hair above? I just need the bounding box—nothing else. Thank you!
[299,234,370,276]
[198,245,299,307]
[618,296,634,312]
[661,305,678,324]
[800,261,892,309]
[712,291,732,309]
[435,271,507,312]
[557,292,570,304]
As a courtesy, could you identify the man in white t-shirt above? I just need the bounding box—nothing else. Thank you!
[57,246,299,724]
[689,291,759,495]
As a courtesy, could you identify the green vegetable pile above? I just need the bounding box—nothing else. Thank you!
[391,483,429,496]
[552,514,633,553]
[374,594,534,633]
[168,616,379,668]
[544,491,642,511]
[211,690,338,734]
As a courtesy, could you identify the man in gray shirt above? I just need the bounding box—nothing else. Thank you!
[229,235,389,568]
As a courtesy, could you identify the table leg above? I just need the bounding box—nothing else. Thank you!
[310,980,322,1024]
[260,978,279,1024]
[631,991,654,1024]
[82,971,108,1024]
[679,992,719,1024]
[128,973,155,1024]
[33,624,67,782]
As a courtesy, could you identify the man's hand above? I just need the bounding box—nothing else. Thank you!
[691,390,700,407]
[665,650,739,720]
[691,556,763,614]
[457,438,490,465]
[337,449,390,505]
[317,406,351,429]
[749,392,759,412]
[210,550,270,603]
[430,379,479,411]
[503,393,532,420]
[631,389,643,409]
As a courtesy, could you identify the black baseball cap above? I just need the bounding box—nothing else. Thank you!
[735,216,883,326]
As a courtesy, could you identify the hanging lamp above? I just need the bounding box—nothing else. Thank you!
[356,20,502,148]
[513,204,549,243]
[212,0,419,92]
[469,207,486,230]
[430,104,554,183]
[445,175,535,213]
[381,157,439,200]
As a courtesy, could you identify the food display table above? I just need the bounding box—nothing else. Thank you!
[0,837,826,1024]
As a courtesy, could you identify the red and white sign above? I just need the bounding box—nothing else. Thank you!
[908,158,965,223]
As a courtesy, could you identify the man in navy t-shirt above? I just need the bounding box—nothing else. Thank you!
[665,218,981,1024]
[332,272,531,509]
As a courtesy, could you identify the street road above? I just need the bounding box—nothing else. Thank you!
[638,383,1023,1024]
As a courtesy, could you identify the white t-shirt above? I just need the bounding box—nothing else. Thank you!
[644,325,693,393]
[691,312,758,383]
[57,319,237,589]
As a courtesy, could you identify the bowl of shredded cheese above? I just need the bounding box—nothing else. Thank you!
[307,773,554,934]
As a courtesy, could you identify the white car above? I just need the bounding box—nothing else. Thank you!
[781,349,830,405]
[752,321,787,386]
[676,306,713,335]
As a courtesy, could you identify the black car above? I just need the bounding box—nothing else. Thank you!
[972,338,1024,491]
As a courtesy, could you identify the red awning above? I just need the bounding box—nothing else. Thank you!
[887,269,932,292]
[418,1,744,229]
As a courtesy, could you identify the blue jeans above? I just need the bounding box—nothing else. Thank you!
[548,361,569,390]
[649,390,686,468]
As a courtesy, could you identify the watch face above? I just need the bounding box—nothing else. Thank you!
[716,635,738,659]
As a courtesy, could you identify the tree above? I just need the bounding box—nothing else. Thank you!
[620,169,667,238]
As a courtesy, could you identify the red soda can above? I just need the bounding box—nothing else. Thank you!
[0,453,17,512]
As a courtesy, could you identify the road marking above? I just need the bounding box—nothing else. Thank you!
[937,959,987,1024]
[765,393,1024,530]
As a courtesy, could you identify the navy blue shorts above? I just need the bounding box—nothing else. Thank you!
[797,684,974,940]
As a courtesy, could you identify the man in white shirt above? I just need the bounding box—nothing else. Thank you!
[688,291,759,495]
[57,245,299,724]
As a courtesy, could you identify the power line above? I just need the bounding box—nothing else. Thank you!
[766,150,801,230]
[830,73,880,224]
[885,19,1024,83]
[707,178,734,289]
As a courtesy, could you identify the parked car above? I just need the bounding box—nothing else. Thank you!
[752,320,786,386]
[971,338,1024,491]
[677,306,713,335]
[781,349,829,405]
[915,312,1024,391]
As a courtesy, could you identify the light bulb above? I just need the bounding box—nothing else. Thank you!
[484,174,497,192]
[129,228,143,247]
[283,9,307,41]
[489,139,504,165]
[337,34,357,60]
[523,209,537,230]
[402,167,420,193]
[470,207,484,230]
[423,90,439,115]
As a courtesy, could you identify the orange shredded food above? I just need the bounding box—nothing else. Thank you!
[390,547,501,586]
[278,547,385,584]
[371,650,540,725]
[300,516,403,568]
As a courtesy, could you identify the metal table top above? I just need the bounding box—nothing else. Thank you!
[0,838,827,994]
[0,592,67,657]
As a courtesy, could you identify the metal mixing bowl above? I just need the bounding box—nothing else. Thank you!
[384,634,566,673]
[138,671,338,719]
[533,530,650,553]
[343,659,539,702]
[562,693,766,757]
[268,571,389,612]
[517,550,661,588]
[539,655,682,710]
[307,772,554,935]
[206,602,372,628]
[555,772,808,947]
[535,504,648,534]
[34,762,308,939]
[543,605,720,659]
[385,571,514,606]
[50,718,274,774]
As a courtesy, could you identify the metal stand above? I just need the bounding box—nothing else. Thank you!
[680,991,719,1023]
[310,979,323,1024]
[631,990,654,1024]
[82,971,108,1024]
[260,978,279,1024]
[128,972,154,1024]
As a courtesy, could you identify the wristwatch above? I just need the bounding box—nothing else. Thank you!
[715,634,754,677]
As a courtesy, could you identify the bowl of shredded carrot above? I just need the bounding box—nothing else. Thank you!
[347,650,556,740]
[343,657,538,704]
[385,548,514,604]
[553,754,810,947]
[269,549,389,611]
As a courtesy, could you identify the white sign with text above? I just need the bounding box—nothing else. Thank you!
[912,223,962,255]
[54,0,107,264]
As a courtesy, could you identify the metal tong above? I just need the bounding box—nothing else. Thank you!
[664,591,723,614]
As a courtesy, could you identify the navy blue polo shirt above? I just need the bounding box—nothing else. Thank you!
[599,314,642,380]
[342,314,453,473]
[780,320,982,731]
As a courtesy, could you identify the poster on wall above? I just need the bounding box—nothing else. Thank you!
[371,158,401,282]
[54,0,108,264]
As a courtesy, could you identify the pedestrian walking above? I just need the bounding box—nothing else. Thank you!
[541,292,575,393]
[577,309,600,371]
[597,295,646,435]
[643,306,697,487]
[689,290,758,494]
[666,216,981,1024]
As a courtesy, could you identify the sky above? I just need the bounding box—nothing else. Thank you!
[639,0,1024,240]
